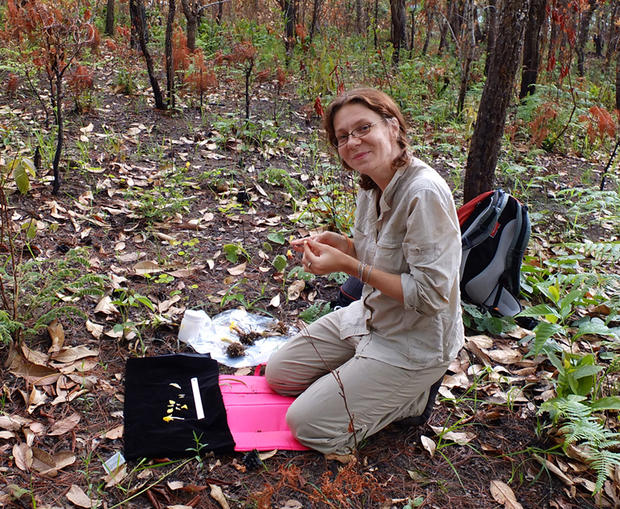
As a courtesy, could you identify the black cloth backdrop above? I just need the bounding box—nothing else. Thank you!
[123,353,235,460]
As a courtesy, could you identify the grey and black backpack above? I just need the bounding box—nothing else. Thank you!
[458,189,531,316]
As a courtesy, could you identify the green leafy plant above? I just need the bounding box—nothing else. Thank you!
[540,395,620,493]
[462,303,517,335]
[299,301,331,324]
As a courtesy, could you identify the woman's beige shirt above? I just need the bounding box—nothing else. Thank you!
[340,157,464,369]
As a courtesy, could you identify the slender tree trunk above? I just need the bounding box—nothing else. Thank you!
[216,0,223,24]
[355,0,363,33]
[165,0,176,109]
[409,0,417,55]
[519,0,547,99]
[52,71,63,195]
[456,0,474,115]
[309,0,322,43]
[484,0,498,76]
[130,0,165,109]
[422,7,433,55]
[616,44,620,111]
[605,1,619,63]
[373,0,379,48]
[464,0,530,202]
[577,0,597,77]
[105,0,115,36]
[181,0,198,51]
[282,0,297,64]
[390,0,407,64]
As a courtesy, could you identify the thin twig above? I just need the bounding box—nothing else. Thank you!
[298,321,360,455]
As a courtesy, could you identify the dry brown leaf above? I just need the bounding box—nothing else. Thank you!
[32,448,75,476]
[287,280,305,301]
[13,443,33,471]
[533,454,574,486]
[21,386,47,414]
[258,449,278,461]
[49,413,81,436]
[86,320,104,339]
[486,347,522,365]
[466,335,494,349]
[169,265,205,278]
[227,262,247,275]
[47,319,65,353]
[429,427,476,445]
[0,414,30,431]
[420,435,436,457]
[20,343,49,366]
[134,260,162,275]
[105,424,124,440]
[269,293,281,308]
[234,367,252,376]
[280,500,303,509]
[51,345,98,363]
[94,295,119,315]
[489,480,524,509]
[167,481,184,490]
[66,484,96,508]
[209,484,230,509]
[158,295,181,313]
[0,430,16,439]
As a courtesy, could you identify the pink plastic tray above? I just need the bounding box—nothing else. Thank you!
[219,375,309,451]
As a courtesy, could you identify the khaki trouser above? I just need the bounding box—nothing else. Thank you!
[265,307,451,455]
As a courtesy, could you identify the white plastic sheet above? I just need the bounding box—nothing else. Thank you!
[179,308,295,367]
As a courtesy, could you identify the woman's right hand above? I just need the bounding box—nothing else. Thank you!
[290,231,354,256]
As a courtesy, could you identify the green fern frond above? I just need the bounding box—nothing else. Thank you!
[541,395,620,494]
[564,241,620,263]
[589,449,620,493]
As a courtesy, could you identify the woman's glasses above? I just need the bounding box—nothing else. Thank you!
[334,121,381,147]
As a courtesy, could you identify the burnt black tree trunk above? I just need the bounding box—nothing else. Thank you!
[309,0,322,43]
[577,0,598,77]
[390,0,407,64]
[456,0,475,115]
[484,0,497,76]
[281,0,297,64]
[519,0,547,99]
[464,0,530,202]
[605,1,619,63]
[422,5,434,55]
[129,0,148,49]
[105,0,115,36]
[181,0,198,51]
[130,0,165,109]
[165,0,176,109]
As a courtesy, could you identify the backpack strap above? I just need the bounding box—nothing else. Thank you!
[461,189,509,250]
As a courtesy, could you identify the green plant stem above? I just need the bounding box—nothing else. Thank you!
[109,458,192,509]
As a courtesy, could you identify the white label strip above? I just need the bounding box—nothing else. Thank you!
[190,377,205,420]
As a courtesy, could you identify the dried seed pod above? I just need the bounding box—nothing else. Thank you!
[226,342,246,358]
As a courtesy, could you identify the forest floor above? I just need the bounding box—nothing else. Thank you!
[0,47,618,509]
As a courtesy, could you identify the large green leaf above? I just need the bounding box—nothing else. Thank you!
[518,304,558,318]
[10,157,35,195]
[591,397,620,411]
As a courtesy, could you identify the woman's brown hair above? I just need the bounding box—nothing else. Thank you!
[323,88,410,190]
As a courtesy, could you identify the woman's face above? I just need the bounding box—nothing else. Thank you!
[333,103,400,185]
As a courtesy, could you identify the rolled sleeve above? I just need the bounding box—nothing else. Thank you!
[401,189,461,315]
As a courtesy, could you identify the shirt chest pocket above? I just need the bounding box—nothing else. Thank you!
[374,236,407,273]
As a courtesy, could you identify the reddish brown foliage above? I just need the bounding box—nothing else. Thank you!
[529,102,559,146]
[579,105,617,142]
[185,49,217,96]
[172,27,191,73]
[6,73,19,96]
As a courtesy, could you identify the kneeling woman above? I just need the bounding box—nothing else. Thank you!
[266,88,464,455]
